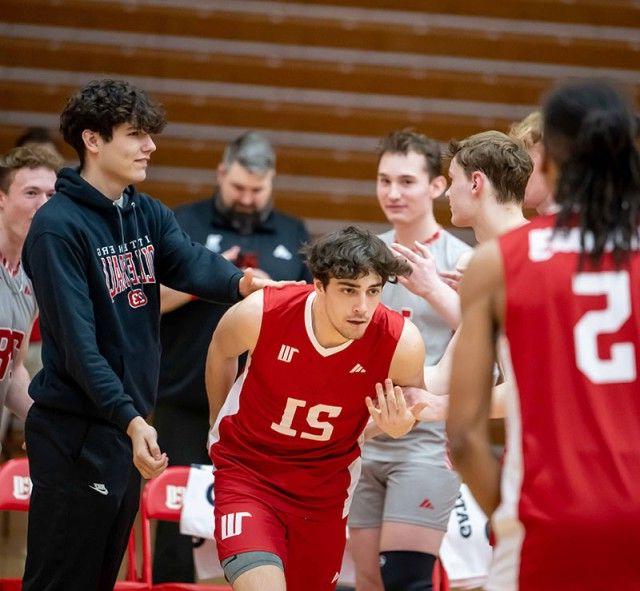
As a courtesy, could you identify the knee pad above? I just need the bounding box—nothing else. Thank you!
[379,550,436,591]
[221,551,283,584]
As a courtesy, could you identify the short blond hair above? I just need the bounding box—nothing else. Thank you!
[509,111,543,150]
[0,146,62,193]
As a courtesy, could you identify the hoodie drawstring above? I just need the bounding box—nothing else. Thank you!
[131,202,141,241]
[114,202,127,252]
[114,201,144,297]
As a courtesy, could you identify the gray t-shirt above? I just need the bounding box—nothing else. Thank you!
[0,265,37,414]
[364,228,471,463]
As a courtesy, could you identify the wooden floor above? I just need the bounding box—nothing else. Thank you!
[0,510,27,580]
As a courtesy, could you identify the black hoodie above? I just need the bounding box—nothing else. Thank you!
[23,168,243,431]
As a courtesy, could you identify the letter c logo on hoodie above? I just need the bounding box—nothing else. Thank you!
[128,289,148,309]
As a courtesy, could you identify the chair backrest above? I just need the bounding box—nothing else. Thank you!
[0,457,31,511]
[0,457,142,587]
[141,465,190,522]
[140,466,191,584]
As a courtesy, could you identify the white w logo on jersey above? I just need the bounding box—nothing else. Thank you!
[277,344,299,363]
[220,512,252,540]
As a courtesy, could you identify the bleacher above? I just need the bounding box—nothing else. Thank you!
[1,0,638,231]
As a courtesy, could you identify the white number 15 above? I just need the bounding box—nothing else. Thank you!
[271,397,342,442]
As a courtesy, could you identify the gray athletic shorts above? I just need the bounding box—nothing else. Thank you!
[348,459,460,531]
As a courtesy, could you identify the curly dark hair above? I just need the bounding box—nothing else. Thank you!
[59,79,166,165]
[303,225,411,286]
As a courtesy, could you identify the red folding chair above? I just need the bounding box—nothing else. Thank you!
[140,466,229,590]
[0,458,31,591]
[0,457,147,590]
[117,521,150,590]
[432,557,451,591]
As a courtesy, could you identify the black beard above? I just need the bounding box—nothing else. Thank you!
[228,209,263,235]
[214,194,272,235]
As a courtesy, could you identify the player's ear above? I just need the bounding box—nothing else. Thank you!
[428,174,447,199]
[216,164,227,183]
[313,278,325,293]
[81,129,101,156]
[470,171,484,197]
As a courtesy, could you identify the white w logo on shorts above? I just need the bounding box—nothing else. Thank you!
[220,512,252,540]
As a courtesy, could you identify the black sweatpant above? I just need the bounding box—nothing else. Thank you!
[152,402,210,583]
[23,404,140,591]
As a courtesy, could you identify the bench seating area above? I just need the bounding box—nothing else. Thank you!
[1,0,638,229]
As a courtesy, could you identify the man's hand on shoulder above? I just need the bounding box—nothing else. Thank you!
[244,267,271,280]
[238,267,306,297]
[366,379,426,439]
[126,416,168,479]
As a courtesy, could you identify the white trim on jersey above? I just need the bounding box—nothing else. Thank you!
[304,292,353,357]
[486,337,525,591]
[342,455,362,519]
[207,357,251,452]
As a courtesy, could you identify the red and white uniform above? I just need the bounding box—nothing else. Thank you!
[490,214,640,591]
[208,284,404,590]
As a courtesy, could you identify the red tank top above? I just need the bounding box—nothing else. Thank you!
[499,214,640,589]
[209,284,404,518]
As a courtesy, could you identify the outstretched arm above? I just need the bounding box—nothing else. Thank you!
[447,241,504,517]
[422,329,459,396]
[206,290,263,425]
[159,247,240,313]
[403,381,509,423]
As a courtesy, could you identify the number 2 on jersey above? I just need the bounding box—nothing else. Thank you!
[271,397,342,441]
[573,270,637,384]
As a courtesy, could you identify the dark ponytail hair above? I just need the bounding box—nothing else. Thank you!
[544,80,640,265]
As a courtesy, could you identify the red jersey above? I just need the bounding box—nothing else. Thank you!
[208,284,404,518]
[492,214,640,590]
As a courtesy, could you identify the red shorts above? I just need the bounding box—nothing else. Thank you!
[214,474,347,591]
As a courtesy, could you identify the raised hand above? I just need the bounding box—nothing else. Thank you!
[391,241,446,299]
[366,379,420,439]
